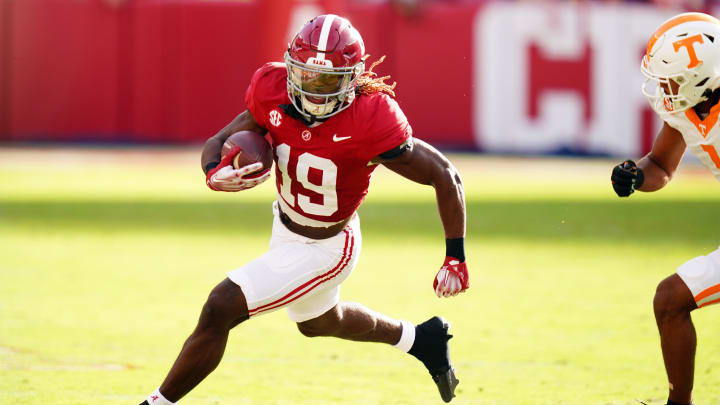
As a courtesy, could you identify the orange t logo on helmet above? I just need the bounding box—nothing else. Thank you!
[673,34,705,68]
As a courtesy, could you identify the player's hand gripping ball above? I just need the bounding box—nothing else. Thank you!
[434,257,469,298]
[206,130,274,192]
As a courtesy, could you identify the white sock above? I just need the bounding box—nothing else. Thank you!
[393,320,416,352]
[147,389,176,405]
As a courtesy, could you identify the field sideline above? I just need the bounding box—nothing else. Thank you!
[1,146,719,405]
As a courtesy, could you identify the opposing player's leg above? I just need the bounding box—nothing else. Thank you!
[141,278,250,405]
[294,298,459,402]
[654,247,720,405]
[654,274,697,405]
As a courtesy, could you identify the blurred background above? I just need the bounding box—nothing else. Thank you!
[4,2,720,404]
[2,0,719,156]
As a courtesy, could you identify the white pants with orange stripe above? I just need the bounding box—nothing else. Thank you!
[227,203,361,322]
[677,246,720,308]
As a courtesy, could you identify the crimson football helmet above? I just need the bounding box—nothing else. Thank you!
[285,14,365,120]
[642,12,720,113]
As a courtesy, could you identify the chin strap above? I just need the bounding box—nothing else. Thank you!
[279,103,315,126]
[280,94,344,127]
[698,88,718,107]
[280,100,337,127]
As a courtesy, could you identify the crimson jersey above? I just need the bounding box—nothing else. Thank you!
[245,62,412,226]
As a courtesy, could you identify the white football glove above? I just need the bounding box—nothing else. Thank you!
[206,162,271,192]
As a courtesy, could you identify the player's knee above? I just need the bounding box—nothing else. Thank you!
[654,275,694,322]
[296,322,325,337]
[296,319,341,338]
[201,293,228,324]
[199,280,249,329]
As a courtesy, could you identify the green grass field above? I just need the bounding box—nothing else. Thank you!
[1,147,719,405]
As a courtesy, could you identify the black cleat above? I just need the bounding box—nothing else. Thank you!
[432,365,460,402]
[408,316,459,402]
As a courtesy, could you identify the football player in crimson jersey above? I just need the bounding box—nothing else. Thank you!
[139,14,467,405]
[612,13,720,405]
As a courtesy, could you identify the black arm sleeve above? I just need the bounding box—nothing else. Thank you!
[378,139,413,160]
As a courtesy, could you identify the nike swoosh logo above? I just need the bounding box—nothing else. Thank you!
[333,134,352,142]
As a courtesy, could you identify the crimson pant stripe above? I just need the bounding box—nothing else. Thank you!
[249,229,354,316]
[248,228,354,316]
[249,237,355,316]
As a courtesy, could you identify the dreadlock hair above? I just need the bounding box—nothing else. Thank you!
[356,55,397,97]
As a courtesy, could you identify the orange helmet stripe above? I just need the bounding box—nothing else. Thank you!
[646,12,720,56]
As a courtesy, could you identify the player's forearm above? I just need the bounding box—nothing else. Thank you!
[201,137,225,173]
[201,122,241,172]
[637,154,672,192]
[381,140,466,237]
[433,165,466,239]
[411,141,466,237]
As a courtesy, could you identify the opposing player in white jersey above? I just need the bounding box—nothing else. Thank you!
[611,12,720,405]
[139,14,468,405]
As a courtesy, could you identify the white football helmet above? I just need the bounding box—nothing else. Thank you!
[642,12,720,114]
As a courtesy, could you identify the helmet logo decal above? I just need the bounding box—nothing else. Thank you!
[301,130,312,141]
[269,110,282,127]
[673,34,704,68]
[307,57,332,67]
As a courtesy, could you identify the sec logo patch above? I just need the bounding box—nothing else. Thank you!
[269,110,282,127]
[301,130,312,141]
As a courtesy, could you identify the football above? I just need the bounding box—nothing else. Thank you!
[221,130,273,172]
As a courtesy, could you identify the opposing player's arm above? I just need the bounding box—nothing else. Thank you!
[636,121,686,192]
[201,110,267,174]
[380,139,465,239]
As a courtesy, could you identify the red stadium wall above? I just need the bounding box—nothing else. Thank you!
[3,0,477,146]
[128,0,260,143]
[0,0,10,138]
[7,0,122,141]
[2,0,717,156]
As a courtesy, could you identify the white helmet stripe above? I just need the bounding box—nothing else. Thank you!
[315,14,336,60]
